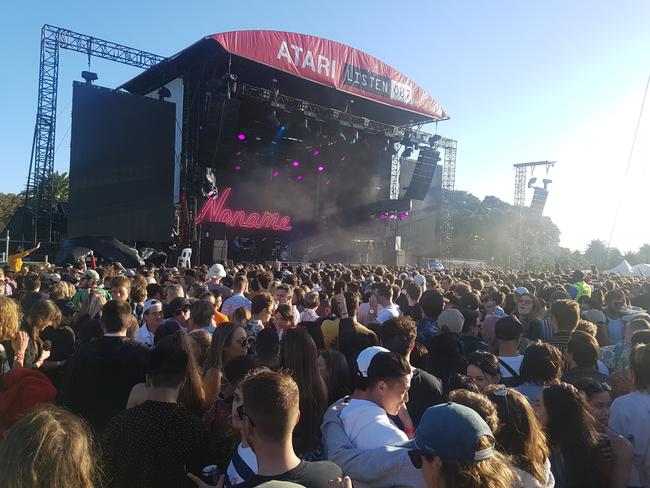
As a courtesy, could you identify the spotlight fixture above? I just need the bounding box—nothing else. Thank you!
[81,71,98,84]
[527,177,537,189]
[542,178,553,190]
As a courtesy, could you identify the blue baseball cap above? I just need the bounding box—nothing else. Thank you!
[398,403,495,465]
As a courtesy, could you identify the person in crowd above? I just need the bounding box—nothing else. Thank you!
[280,328,328,460]
[340,347,413,449]
[274,283,301,324]
[204,369,342,487]
[247,292,274,339]
[604,289,627,345]
[515,341,563,404]
[402,402,519,488]
[374,282,400,324]
[38,300,74,387]
[562,330,609,385]
[402,282,423,319]
[164,296,192,333]
[137,298,164,347]
[223,356,265,486]
[102,343,210,488]
[601,316,650,375]
[201,290,229,326]
[485,385,554,488]
[0,296,27,372]
[318,349,352,406]
[416,289,445,349]
[203,322,249,403]
[426,308,466,389]
[568,270,592,301]
[190,298,216,335]
[535,383,609,487]
[466,350,502,393]
[19,272,47,313]
[609,343,650,488]
[547,299,580,354]
[459,308,489,355]
[447,389,500,434]
[188,329,212,374]
[494,315,524,386]
[320,292,378,363]
[7,242,40,273]
[274,303,297,340]
[72,269,110,311]
[232,306,252,325]
[75,289,107,334]
[110,275,131,304]
[514,292,545,341]
[300,291,320,322]
[0,404,100,488]
[59,300,150,433]
[128,332,206,416]
[378,316,445,427]
[222,275,252,319]
[255,327,280,369]
[484,290,507,318]
[3,299,61,370]
[575,378,633,488]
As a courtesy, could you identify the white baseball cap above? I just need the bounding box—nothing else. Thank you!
[356,346,389,377]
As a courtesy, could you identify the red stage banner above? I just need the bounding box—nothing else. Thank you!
[211,30,448,121]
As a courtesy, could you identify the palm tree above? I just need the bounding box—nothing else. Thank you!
[585,239,608,267]
[623,251,639,265]
[19,171,70,205]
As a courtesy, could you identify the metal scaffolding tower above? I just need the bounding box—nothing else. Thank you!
[24,24,165,243]
[513,160,555,207]
[432,137,457,259]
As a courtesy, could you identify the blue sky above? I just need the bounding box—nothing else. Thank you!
[2,0,649,253]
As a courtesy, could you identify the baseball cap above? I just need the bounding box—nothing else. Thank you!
[495,315,523,340]
[399,402,495,464]
[457,293,480,312]
[143,298,163,314]
[437,309,465,334]
[123,269,136,278]
[356,346,389,377]
[84,270,100,282]
[582,309,606,325]
[514,287,529,296]
[168,297,191,314]
[208,263,227,280]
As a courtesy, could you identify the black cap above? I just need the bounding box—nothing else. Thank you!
[168,297,191,313]
[457,293,480,312]
[495,315,523,340]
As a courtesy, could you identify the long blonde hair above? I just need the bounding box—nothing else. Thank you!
[0,405,100,488]
[0,296,21,341]
[79,290,107,320]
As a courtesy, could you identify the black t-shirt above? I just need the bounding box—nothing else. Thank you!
[406,368,445,428]
[40,325,75,361]
[239,460,342,488]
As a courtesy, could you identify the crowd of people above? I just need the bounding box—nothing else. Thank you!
[0,256,650,488]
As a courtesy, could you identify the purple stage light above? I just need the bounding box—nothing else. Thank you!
[292,161,300,167]
[400,212,408,220]
[389,213,397,220]
[296,175,303,181]
[234,165,241,171]
[272,170,280,177]
[380,212,388,220]
[317,165,325,172]
[313,149,320,156]
[340,155,347,161]
[237,134,246,141]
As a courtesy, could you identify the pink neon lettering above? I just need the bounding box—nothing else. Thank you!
[196,188,292,231]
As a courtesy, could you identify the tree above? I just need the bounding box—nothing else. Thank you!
[0,193,24,231]
[623,251,640,265]
[19,171,70,207]
[584,239,608,268]
[639,244,650,264]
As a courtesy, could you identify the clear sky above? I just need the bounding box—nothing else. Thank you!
[2,0,649,253]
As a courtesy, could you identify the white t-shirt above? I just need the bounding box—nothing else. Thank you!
[376,304,400,324]
[340,398,408,450]
[609,390,650,487]
[498,355,524,378]
[227,442,258,486]
[136,324,155,348]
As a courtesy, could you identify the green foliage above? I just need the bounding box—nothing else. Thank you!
[0,193,24,231]
[19,171,69,206]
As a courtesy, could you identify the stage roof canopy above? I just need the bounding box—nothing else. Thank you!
[121,30,448,126]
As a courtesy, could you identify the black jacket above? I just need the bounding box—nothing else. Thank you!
[58,336,150,434]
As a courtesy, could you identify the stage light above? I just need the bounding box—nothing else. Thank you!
[237,134,246,141]
[429,134,442,146]
[81,71,98,84]
[389,213,397,220]
[527,177,537,189]
[317,165,325,172]
[313,149,320,157]
[234,165,241,171]
[296,175,303,181]
[543,178,553,190]
[380,212,388,220]
[400,212,408,220]
[272,170,280,177]
[292,161,300,167]
[340,155,347,161]
[325,180,331,185]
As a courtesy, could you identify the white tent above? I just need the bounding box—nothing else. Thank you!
[604,260,650,277]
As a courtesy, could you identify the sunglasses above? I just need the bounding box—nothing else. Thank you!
[236,404,256,426]
[408,449,432,469]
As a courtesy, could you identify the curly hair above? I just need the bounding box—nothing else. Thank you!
[0,297,22,341]
[448,389,499,433]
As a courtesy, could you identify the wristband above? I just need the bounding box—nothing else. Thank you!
[405,426,415,435]
[14,353,25,362]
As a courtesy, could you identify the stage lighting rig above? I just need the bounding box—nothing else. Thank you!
[527,177,537,189]
[81,70,98,84]
[157,86,171,101]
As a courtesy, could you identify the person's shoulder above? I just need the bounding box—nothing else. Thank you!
[291,460,343,483]
[412,367,443,387]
